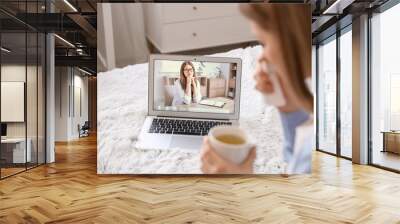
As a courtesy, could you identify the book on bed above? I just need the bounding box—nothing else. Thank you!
[199,99,226,108]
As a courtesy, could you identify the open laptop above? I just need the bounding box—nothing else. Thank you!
[136,54,242,150]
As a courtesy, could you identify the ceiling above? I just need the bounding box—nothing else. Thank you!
[0,0,97,74]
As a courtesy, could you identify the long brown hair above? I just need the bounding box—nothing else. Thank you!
[179,61,197,92]
[240,4,313,113]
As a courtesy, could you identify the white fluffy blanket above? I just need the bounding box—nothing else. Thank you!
[97,45,286,174]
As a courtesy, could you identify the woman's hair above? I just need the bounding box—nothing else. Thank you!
[240,4,313,113]
[179,61,197,91]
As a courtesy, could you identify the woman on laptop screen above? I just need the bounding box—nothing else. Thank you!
[172,61,202,106]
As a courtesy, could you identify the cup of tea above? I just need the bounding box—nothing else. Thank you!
[208,125,254,164]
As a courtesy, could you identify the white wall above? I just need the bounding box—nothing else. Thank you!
[1,65,26,129]
[55,67,89,141]
[71,74,89,138]
[1,65,37,138]
[77,74,89,123]
[1,63,46,164]
[1,82,25,122]
[55,67,69,141]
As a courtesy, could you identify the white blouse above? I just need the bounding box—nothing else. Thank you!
[172,79,202,106]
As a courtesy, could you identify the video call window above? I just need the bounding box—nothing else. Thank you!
[153,60,238,114]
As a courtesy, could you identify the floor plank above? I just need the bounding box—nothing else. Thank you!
[0,134,399,223]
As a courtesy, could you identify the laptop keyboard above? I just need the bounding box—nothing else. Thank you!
[149,118,232,136]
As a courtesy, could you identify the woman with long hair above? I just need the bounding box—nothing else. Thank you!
[200,4,313,174]
[172,61,202,106]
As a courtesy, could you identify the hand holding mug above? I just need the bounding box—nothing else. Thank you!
[200,126,256,174]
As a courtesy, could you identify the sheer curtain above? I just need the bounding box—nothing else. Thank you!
[97,3,150,72]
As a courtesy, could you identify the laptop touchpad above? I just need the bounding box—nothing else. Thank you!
[170,136,203,151]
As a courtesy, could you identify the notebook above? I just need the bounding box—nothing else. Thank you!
[199,99,226,108]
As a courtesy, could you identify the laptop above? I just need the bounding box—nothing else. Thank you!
[136,54,242,150]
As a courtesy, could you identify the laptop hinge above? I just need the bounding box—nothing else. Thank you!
[155,116,230,121]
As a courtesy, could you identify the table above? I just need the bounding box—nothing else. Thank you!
[157,97,234,113]
[381,131,400,154]
[1,138,32,164]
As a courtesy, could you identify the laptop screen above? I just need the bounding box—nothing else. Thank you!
[153,59,239,114]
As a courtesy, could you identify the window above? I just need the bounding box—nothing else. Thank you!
[339,27,352,158]
[317,36,337,154]
[316,23,353,159]
[0,1,46,179]
[370,2,400,171]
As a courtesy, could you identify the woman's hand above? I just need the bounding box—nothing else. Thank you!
[253,57,300,112]
[200,137,256,174]
[191,77,197,87]
[185,77,193,96]
[186,76,192,85]
[254,59,274,94]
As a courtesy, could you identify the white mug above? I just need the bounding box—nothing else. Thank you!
[208,126,254,164]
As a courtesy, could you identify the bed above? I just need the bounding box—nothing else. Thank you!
[97,45,286,174]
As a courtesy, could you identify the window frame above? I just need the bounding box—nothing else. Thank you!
[315,20,353,161]
[367,0,400,173]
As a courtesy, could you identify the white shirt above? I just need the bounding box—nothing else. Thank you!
[172,79,202,106]
[287,116,314,174]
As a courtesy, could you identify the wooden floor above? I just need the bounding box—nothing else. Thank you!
[0,135,400,224]
[1,167,26,178]
[372,150,400,171]
[1,163,45,178]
